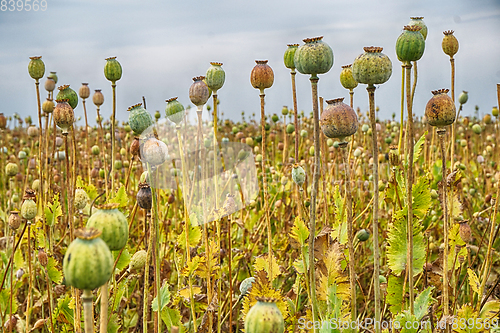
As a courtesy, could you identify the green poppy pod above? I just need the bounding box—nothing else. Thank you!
[28,56,45,80]
[205,62,225,93]
[294,36,333,76]
[127,103,153,135]
[86,203,129,251]
[283,43,299,70]
[56,85,78,110]
[47,71,58,84]
[245,297,284,333]
[352,47,392,85]
[442,30,459,57]
[425,89,456,127]
[408,17,428,40]
[396,25,425,63]
[104,56,122,83]
[165,97,185,125]
[20,189,37,220]
[340,64,358,90]
[63,228,114,290]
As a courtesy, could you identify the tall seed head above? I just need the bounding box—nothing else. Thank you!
[250,60,274,93]
[442,30,459,57]
[79,83,90,99]
[352,47,392,85]
[28,56,45,80]
[189,76,210,106]
[104,56,122,83]
[340,64,358,90]
[205,62,225,93]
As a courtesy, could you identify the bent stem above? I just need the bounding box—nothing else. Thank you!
[340,141,357,323]
[367,84,381,333]
[309,76,320,330]
[438,129,450,326]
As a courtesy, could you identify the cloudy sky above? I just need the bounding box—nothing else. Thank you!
[1,0,499,127]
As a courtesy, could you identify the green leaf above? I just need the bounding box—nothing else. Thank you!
[152,282,171,312]
[107,185,128,207]
[177,225,202,249]
[160,307,182,332]
[47,257,63,284]
[414,286,434,321]
[113,248,131,271]
[0,289,18,314]
[290,216,309,246]
[468,268,481,295]
[480,300,500,320]
[181,255,204,277]
[386,274,404,315]
[410,130,427,165]
[111,280,128,312]
[107,313,121,333]
[44,193,62,227]
[395,310,419,333]
[53,294,74,326]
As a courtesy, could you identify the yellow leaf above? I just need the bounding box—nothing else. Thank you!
[467,268,481,295]
[178,286,202,300]
[254,253,281,282]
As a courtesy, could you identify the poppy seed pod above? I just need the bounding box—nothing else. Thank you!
[245,297,284,333]
[458,91,468,105]
[291,164,306,187]
[141,138,168,166]
[56,85,78,110]
[165,97,185,125]
[283,44,299,70]
[458,220,472,243]
[86,203,129,251]
[53,99,74,134]
[42,98,55,114]
[28,56,45,80]
[352,47,392,85]
[251,60,274,93]
[189,76,210,106]
[408,17,428,40]
[320,98,358,140]
[44,77,56,92]
[136,182,152,210]
[130,137,141,158]
[425,89,456,127]
[47,71,58,83]
[0,113,6,129]
[442,30,459,58]
[396,25,425,63]
[205,62,225,93]
[104,57,122,83]
[340,64,358,90]
[93,89,104,107]
[127,103,153,135]
[294,36,334,76]
[8,211,21,230]
[79,83,90,99]
[74,188,90,210]
[21,189,37,220]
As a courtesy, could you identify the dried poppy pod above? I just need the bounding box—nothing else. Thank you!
[136,182,152,210]
[458,220,472,243]
[93,89,104,107]
[8,210,21,230]
[53,99,74,135]
[250,60,274,93]
[442,30,459,58]
[189,76,210,106]
[79,83,90,99]
[44,77,56,92]
[425,89,456,127]
[130,137,141,158]
[320,98,358,141]
[0,113,7,129]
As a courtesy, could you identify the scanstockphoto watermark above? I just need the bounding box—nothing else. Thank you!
[297,317,431,331]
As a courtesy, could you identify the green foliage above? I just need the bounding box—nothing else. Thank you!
[108,184,128,207]
[386,274,404,314]
[177,224,201,249]
[113,248,131,271]
[153,283,171,312]
[414,286,433,320]
[290,216,309,246]
[44,193,62,227]
[47,257,63,284]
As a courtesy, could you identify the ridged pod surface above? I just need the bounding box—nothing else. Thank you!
[127,103,153,135]
[251,60,274,92]
[104,57,122,83]
[28,56,45,80]
[86,203,129,251]
[136,182,152,210]
[245,297,284,333]
[205,62,225,93]
[352,47,392,85]
[408,17,428,40]
[320,98,358,140]
[340,64,358,90]
[79,83,90,99]
[189,76,210,106]
[56,85,78,109]
[425,89,456,127]
[291,164,305,187]
[396,25,425,63]
[53,99,74,134]
[442,30,459,57]
[294,36,333,76]
[165,97,185,125]
[93,90,104,107]
[283,44,299,70]
[63,228,114,290]
[21,190,37,220]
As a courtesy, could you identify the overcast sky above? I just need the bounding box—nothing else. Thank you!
[1,0,499,127]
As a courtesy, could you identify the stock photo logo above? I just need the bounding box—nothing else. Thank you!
[139,117,258,226]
